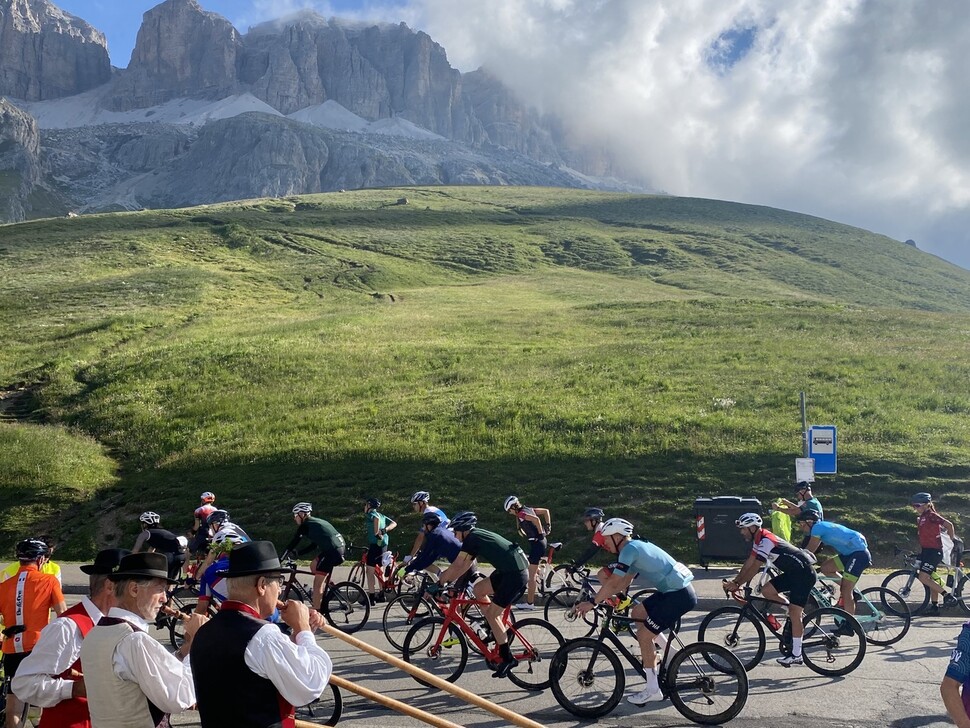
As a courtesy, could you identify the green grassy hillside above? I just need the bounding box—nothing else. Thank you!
[1,186,969,564]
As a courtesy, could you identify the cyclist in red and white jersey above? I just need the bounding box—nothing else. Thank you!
[189,491,217,557]
[725,513,816,667]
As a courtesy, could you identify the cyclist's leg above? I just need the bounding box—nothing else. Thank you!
[364,545,384,602]
[819,555,841,577]
[916,548,946,604]
[839,551,871,615]
[312,549,342,610]
[4,653,28,728]
[522,539,545,607]
[628,586,696,704]
[486,568,528,675]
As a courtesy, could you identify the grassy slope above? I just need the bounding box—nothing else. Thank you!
[1,186,969,563]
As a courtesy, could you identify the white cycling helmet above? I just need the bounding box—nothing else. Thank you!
[292,502,312,515]
[600,518,634,537]
[410,491,430,504]
[200,491,216,503]
[735,513,763,528]
[139,511,161,526]
[503,495,520,511]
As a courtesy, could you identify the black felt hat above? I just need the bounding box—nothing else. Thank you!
[107,552,177,583]
[80,548,131,575]
[226,541,283,578]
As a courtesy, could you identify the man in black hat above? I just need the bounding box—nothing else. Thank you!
[12,548,129,728]
[191,541,333,728]
[79,552,207,728]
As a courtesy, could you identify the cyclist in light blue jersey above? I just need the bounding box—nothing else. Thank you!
[574,519,696,707]
[797,511,870,617]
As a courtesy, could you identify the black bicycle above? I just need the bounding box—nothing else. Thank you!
[549,604,748,724]
[697,583,866,676]
[281,557,370,633]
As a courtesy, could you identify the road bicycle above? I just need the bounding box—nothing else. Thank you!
[808,575,911,646]
[697,584,866,676]
[533,541,577,596]
[346,544,412,599]
[402,586,564,691]
[882,545,970,616]
[296,683,342,727]
[281,557,370,633]
[157,576,208,649]
[549,603,748,724]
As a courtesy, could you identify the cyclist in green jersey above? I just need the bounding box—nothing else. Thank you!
[283,503,347,610]
[363,498,397,605]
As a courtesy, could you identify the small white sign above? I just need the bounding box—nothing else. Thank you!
[795,458,815,483]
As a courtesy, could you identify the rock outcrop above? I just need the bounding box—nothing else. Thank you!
[0,97,41,220]
[0,0,110,101]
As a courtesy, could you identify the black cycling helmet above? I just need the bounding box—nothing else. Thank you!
[449,511,478,532]
[207,509,230,527]
[421,510,443,527]
[16,538,49,560]
[795,481,813,492]
[911,492,932,504]
[796,509,821,523]
[581,507,605,521]
[366,498,381,510]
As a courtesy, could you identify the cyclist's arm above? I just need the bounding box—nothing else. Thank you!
[592,571,634,605]
[572,542,601,570]
[729,553,761,586]
[805,535,822,554]
[533,507,552,533]
[521,511,544,533]
[132,531,150,553]
[409,530,425,559]
[283,526,305,554]
[384,517,397,533]
[941,677,970,728]
[52,599,67,616]
[437,552,474,584]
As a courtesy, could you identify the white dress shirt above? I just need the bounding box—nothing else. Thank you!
[107,606,196,713]
[11,596,102,707]
[244,622,333,708]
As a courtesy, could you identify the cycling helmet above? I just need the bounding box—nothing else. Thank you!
[421,510,443,527]
[292,502,312,515]
[200,491,216,503]
[796,510,821,523]
[911,492,932,504]
[503,495,520,511]
[366,498,381,510]
[735,513,763,528]
[410,491,430,504]
[207,509,230,527]
[600,518,635,537]
[795,481,812,492]
[449,511,478,532]
[16,538,49,560]
[139,511,161,526]
[582,507,605,521]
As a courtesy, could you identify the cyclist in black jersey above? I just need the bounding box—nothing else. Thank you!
[132,511,186,581]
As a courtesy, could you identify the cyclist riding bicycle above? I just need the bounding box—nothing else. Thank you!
[503,495,552,610]
[573,518,696,706]
[911,492,962,613]
[363,498,397,605]
[433,511,529,678]
[725,512,816,667]
[282,502,347,611]
[796,510,871,617]
[189,491,217,557]
[406,491,448,564]
[572,507,608,573]
[198,509,251,576]
[132,512,186,581]
[398,510,478,584]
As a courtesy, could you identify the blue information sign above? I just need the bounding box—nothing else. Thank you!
[808,425,837,474]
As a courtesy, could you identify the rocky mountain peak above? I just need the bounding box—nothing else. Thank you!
[0,97,41,220]
[0,0,110,100]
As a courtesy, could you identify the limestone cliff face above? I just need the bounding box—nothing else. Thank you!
[0,97,41,219]
[0,0,110,101]
[106,0,241,110]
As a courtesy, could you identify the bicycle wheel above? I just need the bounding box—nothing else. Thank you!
[297,682,342,726]
[856,587,911,646]
[881,569,930,615]
[168,601,197,650]
[382,593,433,651]
[955,576,970,616]
[505,618,565,691]
[800,607,866,677]
[403,616,468,687]
[548,638,625,719]
[696,606,766,672]
[347,561,365,587]
[545,563,577,593]
[543,586,598,640]
[323,581,370,634]
[665,642,748,726]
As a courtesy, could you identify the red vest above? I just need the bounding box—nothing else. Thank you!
[39,601,95,728]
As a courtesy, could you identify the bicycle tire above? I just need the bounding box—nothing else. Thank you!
[382,593,433,651]
[665,642,748,725]
[297,682,342,726]
[800,606,866,677]
[548,637,625,719]
[347,562,365,587]
[323,581,370,634]
[881,569,930,614]
[545,563,577,593]
[857,587,911,646]
[955,576,970,616]
[402,616,468,687]
[697,606,766,672]
[543,586,598,639]
[505,618,565,691]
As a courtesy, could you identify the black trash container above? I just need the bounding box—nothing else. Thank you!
[693,496,762,567]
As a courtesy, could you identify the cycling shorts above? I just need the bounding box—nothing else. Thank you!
[365,544,387,567]
[313,549,345,575]
[768,559,816,607]
[3,652,29,683]
[918,548,944,574]
[639,585,697,635]
[527,538,547,566]
[834,549,871,583]
[489,568,529,608]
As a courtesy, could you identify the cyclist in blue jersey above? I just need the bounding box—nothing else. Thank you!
[194,552,229,615]
[574,518,696,706]
[406,491,448,566]
[942,620,970,728]
[797,510,870,617]
[400,510,461,578]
